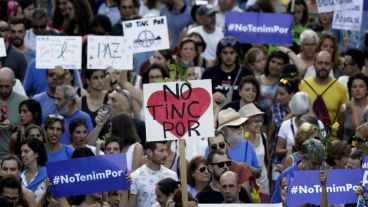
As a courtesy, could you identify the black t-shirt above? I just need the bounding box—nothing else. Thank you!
[196,184,252,203]
[201,64,253,102]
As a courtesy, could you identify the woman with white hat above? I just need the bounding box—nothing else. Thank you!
[239,103,270,203]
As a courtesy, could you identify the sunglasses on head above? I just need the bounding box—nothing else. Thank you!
[198,166,208,173]
[212,161,232,168]
[47,114,65,121]
[220,39,237,47]
[210,142,226,151]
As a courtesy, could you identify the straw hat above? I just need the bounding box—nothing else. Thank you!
[217,108,247,130]
[238,103,264,118]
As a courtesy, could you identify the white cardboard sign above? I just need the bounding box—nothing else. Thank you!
[143,80,214,141]
[332,0,363,31]
[36,36,82,69]
[0,38,6,57]
[122,16,170,54]
[317,0,355,13]
[87,35,133,70]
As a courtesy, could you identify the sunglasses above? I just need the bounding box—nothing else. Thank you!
[220,39,237,47]
[198,166,208,173]
[212,161,232,168]
[1,104,6,122]
[227,125,242,129]
[210,142,226,151]
[33,24,47,29]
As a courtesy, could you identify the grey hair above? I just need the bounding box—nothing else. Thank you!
[300,29,319,43]
[56,84,78,104]
[301,138,325,161]
[289,92,312,116]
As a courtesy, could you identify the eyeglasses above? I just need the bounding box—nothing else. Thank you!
[227,125,242,129]
[198,166,208,173]
[212,161,232,168]
[148,75,163,80]
[32,24,47,29]
[1,104,7,122]
[220,39,237,47]
[0,27,8,32]
[210,142,226,151]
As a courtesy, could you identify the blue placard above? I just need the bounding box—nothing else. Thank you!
[286,169,362,207]
[46,154,130,197]
[363,156,368,169]
[224,12,294,45]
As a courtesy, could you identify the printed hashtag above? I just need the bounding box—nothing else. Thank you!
[53,176,60,185]
[290,186,298,194]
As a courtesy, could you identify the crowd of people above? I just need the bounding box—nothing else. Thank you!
[0,0,368,206]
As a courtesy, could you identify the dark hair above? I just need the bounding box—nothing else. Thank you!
[110,113,140,146]
[216,36,242,64]
[71,146,94,158]
[143,63,169,84]
[20,138,48,166]
[178,38,200,66]
[278,78,300,94]
[84,69,105,80]
[105,137,122,151]
[146,141,167,151]
[17,0,37,9]
[207,149,227,165]
[52,0,66,29]
[0,177,29,207]
[238,75,260,101]
[286,0,308,26]
[24,124,45,141]
[246,0,275,13]
[32,8,48,20]
[317,33,339,70]
[345,49,365,70]
[326,140,351,166]
[264,50,289,76]
[280,64,299,79]
[90,15,112,35]
[207,130,227,148]
[187,156,208,186]
[170,190,198,207]
[118,0,141,8]
[64,0,93,35]
[69,118,87,136]
[19,99,42,126]
[1,154,22,170]
[8,17,27,27]
[44,115,65,133]
[158,49,173,63]
[156,178,180,196]
[347,73,368,99]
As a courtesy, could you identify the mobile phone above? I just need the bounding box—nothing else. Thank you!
[101,104,109,114]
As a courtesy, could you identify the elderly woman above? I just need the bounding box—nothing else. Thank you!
[187,156,211,197]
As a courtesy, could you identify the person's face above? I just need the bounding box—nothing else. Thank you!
[303,156,323,170]
[276,86,293,106]
[119,0,135,20]
[268,57,284,77]
[9,23,26,47]
[58,0,69,16]
[47,69,65,89]
[20,144,38,167]
[314,52,332,80]
[107,91,128,116]
[190,35,205,53]
[223,125,243,144]
[208,135,228,153]
[351,79,367,100]
[46,121,63,145]
[346,158,361,169]
[105,141,121,154]
[250,52,266,74]
[72,125,87,147]
[88,71,106,91]
[1,187,19,206]
[108,191,120,207]
[209,154,231,181]
[186,67,196,80]
[219,0,235,11]
[192,162,211,184]
[23,4,36,20]
[155,187,170,206]
[220,174,240,203]
[319,12,332,25]
[180,42,197,60]
[293,7,304,24]
[220,47,238,67]
[320,38,335,55]
[152,51,169,66]
[0,21,9,39]
[0,76,15,100]
[239,83,257,103]
[245,115,263,134]
[19,104,34,125]
[301,37,318,58]
[55,89,70,115]
[31,18,48,35]
[334,157,349,169]
[202,13,216,30]
[343,55,359,76]
[1,160,20,178]
[27,128,43,142]
[63,70,73,85]
[148,68,163,83]
[148,143,168,165]
[65,1,75,19]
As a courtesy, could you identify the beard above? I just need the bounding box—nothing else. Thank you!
[57,103,70,115]
[225,130,242,146]
[11,38,23,48]
[316,68,330,79]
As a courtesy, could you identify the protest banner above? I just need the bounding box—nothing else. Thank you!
[143,80,214,141]
[287,169,362,207]
[46,154,129,197]
[199,204,283,207]
[332,0,363,31]
[225,12,293,45]
[316,0,355,13]
[123,16,170,54]
[0,38,6,57]
[363,156,368,169]
[36,36,82,69]
[87,35,133,70]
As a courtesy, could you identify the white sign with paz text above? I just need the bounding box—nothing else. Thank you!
[123,16,170,54]
[36,36,82,69]
[332,0,363,31]
[317,0,355,13]
[0,38,6,57]
[87,35,133,70]
[143,80,214,141]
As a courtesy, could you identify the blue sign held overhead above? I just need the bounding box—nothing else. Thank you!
[46,154,130,198]
[225,12,294,45]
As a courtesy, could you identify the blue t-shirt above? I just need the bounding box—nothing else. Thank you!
[271,162,300,203]
[60,109,94,145]
[33,92,57,124]
[205,139,261,169]
[47,144,75,163]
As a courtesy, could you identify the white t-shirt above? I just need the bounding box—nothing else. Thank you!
[130,164,178,207]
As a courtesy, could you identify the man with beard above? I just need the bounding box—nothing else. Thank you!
[8,18,35,63]
[216,108,261,177]
[201,37,252,106]
[0,67,27,158]
[54,84,93,145]
[129,141,177,207]
[300,51,348,130]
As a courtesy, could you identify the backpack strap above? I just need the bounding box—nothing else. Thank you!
[303,79,337,96]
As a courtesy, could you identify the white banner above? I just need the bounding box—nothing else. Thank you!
[317,0,355,13]
[332,0,363,31]
[0,38,6,57]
